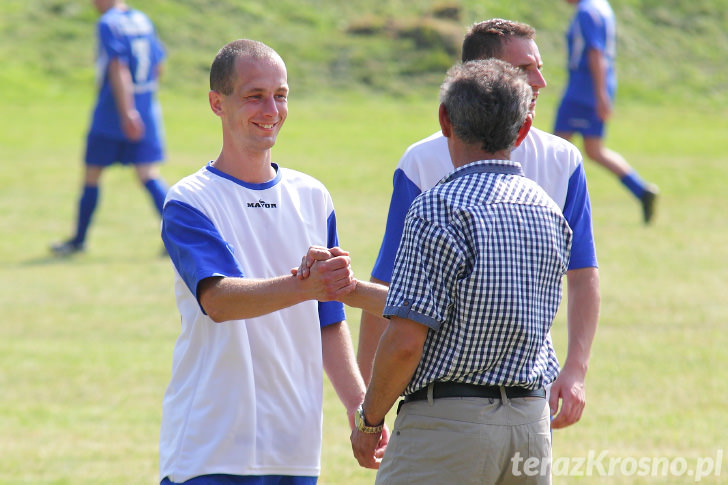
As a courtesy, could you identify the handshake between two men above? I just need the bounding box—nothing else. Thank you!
[292,245,388,318]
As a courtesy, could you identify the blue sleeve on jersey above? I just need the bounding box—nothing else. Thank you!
[98,20,128,64]
[327,209,339,248]
[562,165,598,270]
[162,200,245,309]
[371,169,423,283]
[319,210,347,327]
[577,8,605,52]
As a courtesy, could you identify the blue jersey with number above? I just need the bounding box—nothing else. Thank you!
[562,0,617,107]
[89,7,165,141]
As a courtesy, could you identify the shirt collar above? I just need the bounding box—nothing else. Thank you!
[440,159,524,185]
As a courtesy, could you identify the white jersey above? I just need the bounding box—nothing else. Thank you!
[159,163,345,482]
[371,127,597,283]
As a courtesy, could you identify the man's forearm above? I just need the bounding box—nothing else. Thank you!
[322,321,366,424]
[108,58,146,140]
[354,277,391,385]
[564,267,600,375]
[108,58,137,119]
[587,48,608,98]
[339,279,389,317]
[199,275,316,322]
[357,311,388,385]
[587,48,611,119]
[362,317,427,425]
[199,255,355,322]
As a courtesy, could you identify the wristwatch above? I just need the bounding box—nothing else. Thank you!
[354,405,384,434]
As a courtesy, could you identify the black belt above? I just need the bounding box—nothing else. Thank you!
[403,382,545,403]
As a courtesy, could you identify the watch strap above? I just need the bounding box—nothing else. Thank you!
[355,405,384,434]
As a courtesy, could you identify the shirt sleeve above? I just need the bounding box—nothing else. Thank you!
[578,7,606,52]
[161,199,245,306]
[371,168,423,283]
[383,209,465,330]
[562,164,598,269]
[98,20,129,64]
[319,210,347,327]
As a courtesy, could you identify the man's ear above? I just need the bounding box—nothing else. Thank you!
[439,103,452,138]
[514,113,533,147]
[209,90,223,117]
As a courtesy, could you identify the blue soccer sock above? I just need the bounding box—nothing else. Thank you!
[620,171,648,199]
[144,178,168,216]
[72,185,99,245]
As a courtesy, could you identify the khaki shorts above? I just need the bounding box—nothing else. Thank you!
[376,395,551,484]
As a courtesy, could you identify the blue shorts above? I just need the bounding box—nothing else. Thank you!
[161,475,317,485]
[554,99,605,137]
[85,133,165,167]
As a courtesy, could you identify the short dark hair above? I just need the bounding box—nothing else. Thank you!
[209,39,281,95]
[461,19,536,62]
[440,58,531,153]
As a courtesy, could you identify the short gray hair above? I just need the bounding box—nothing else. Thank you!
[439,58,532,153]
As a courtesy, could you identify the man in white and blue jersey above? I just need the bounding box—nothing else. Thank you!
[348,58,571,483]
[158,39,373,485]
[555,0,658,224]
[357,19,599,431]
[51,0,168,256]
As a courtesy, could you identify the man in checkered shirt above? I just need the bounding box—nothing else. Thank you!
[342,59,572,483]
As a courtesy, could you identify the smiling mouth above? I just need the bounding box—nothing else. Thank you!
[256,122,276,129]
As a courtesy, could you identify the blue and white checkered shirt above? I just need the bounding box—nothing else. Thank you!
[383,160,572,395]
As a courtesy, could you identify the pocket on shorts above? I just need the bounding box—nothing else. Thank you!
[528,431,552,478]
[382,409,487,484]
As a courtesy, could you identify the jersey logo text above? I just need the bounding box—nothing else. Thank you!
[247,199,278,209]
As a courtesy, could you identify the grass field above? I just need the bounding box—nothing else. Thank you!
[1,2,727,482]
[1,85,726,483]
[0,0,728,485]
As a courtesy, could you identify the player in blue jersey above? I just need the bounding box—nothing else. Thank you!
[554,0,658,224]
[357,19,600,430]
[51,0,168,256]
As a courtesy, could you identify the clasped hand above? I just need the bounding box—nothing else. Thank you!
[291,245,357,301]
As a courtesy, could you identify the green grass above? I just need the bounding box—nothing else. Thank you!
[542,102,728,484]
[1,0,727,483]
[1,1,726,104]
[2,88,727,483]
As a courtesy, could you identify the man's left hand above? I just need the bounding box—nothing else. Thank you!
[549,364,586,429]
[351,425,389,469]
